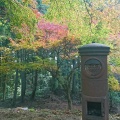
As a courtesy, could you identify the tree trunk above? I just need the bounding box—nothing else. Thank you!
[31,70,38,100]
[72,59,76,96]
[12,69,19,106]
[20,71,26,103]
[66,75,73,110]
[67,88,72,110]
[77,56,82,103]
[2,80,6,101]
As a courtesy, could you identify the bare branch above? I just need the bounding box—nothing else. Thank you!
[83,0,93,33]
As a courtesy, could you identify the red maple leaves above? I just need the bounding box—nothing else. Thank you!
[38,20,68,42]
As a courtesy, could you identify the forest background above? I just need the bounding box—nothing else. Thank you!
[0,0,120,117]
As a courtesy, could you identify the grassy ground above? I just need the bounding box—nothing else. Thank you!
[0,96,119,120]
[0,108,119,120]
[0,108,82,120]
[0,96,82,120]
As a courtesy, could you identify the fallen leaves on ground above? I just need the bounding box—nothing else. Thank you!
[0,108,82,120]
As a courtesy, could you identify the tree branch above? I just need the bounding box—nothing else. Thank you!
[83,0,93,33]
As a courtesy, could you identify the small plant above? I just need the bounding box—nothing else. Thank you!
[108,76,120,111]
[29,108,35,112]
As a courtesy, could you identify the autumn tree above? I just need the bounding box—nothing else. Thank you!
[0,0,37,103]
[0,0,120,111]
[44,0,120,109]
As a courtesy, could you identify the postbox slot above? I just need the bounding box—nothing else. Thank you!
[87,101,102,116]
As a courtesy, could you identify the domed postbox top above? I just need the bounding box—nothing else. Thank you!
[78,43,110,56]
